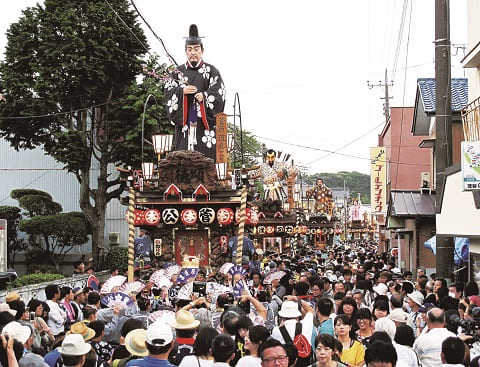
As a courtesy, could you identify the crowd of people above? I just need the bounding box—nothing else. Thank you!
[0,240,478,367]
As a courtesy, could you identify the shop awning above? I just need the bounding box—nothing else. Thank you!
[424,236,470,266]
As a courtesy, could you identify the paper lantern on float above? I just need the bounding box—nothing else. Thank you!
[217,208,234,225]
[198,207,215,224]
[162,208,179,225]
[300,226,308,234]
[246,208,258,226]
[125,209,146,225]
[220,236,229,253]
[284,226,293,234]
[180,209,198,226]
[257,226,266,234]
[266,226,275,234]
[144,209,160,225]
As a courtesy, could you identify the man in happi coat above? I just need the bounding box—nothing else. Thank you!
[164,24,226,161]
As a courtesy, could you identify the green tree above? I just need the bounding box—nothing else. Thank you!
[11,189,89,270]
[0,206,27,267]
[0,1,170,266]
[20,212,89,271]
[229,124,263,169]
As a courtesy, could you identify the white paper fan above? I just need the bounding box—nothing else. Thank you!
[219,263,235,275]
[164,264,181,277]
[176,281,193,300]
[100,292,134,309]
[150,270,169,285]
[100,275,127,294]
[119,281,145,295]
[264,270,286,285]
[148,310,176,327]
[206,282,229,296]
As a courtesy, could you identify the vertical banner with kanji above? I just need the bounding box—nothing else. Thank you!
[215,112,228,164]
[370,147,387,214]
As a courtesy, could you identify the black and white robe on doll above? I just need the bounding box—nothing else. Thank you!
[164,59,225,161]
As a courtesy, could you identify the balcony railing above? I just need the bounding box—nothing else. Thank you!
[462,96,480,141]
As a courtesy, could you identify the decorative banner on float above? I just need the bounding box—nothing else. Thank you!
[216,112,228,164]
[370,147,387,214]
[461,140,480,191]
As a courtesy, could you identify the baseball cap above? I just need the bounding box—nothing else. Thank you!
[146,321,173,346]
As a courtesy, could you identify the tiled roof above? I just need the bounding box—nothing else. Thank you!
[417,78,468,113]
[390,190,435,217]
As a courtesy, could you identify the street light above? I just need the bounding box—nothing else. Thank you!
[141,94,158,181]
[215,162,227,181]
[141,162,154,180]
[227,133,235,153]
[152,134,173,160]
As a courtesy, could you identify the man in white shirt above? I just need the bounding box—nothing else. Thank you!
[44,284,66,337]
[413,308,456,367]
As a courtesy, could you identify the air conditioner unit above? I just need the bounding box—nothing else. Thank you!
[108,232,120,245]
[420,172,430,189]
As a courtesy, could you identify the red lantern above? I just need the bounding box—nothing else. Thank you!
[144,209,160,225]
[391,248,399,257]
[246,208,258,226]
[181,209,198,226]
[217,208,234,225]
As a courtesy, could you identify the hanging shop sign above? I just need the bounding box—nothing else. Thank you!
[370,147,387,214]
[461,140,480,191]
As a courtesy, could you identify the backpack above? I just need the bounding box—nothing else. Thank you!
[279,323,312,367]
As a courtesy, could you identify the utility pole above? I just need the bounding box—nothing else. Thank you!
[434,0,454,281]
[368,68,393,125]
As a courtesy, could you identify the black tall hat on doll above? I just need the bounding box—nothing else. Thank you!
[185,24,203,46]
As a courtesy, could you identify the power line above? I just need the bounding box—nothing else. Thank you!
[0,162,63,204]
[104,0,151,56]
[394,0,413,190]
[306,121,385,165]
[253,134,430,168]
[391,0,409,82]
[129,0,178,67]
[0,99,116,120]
